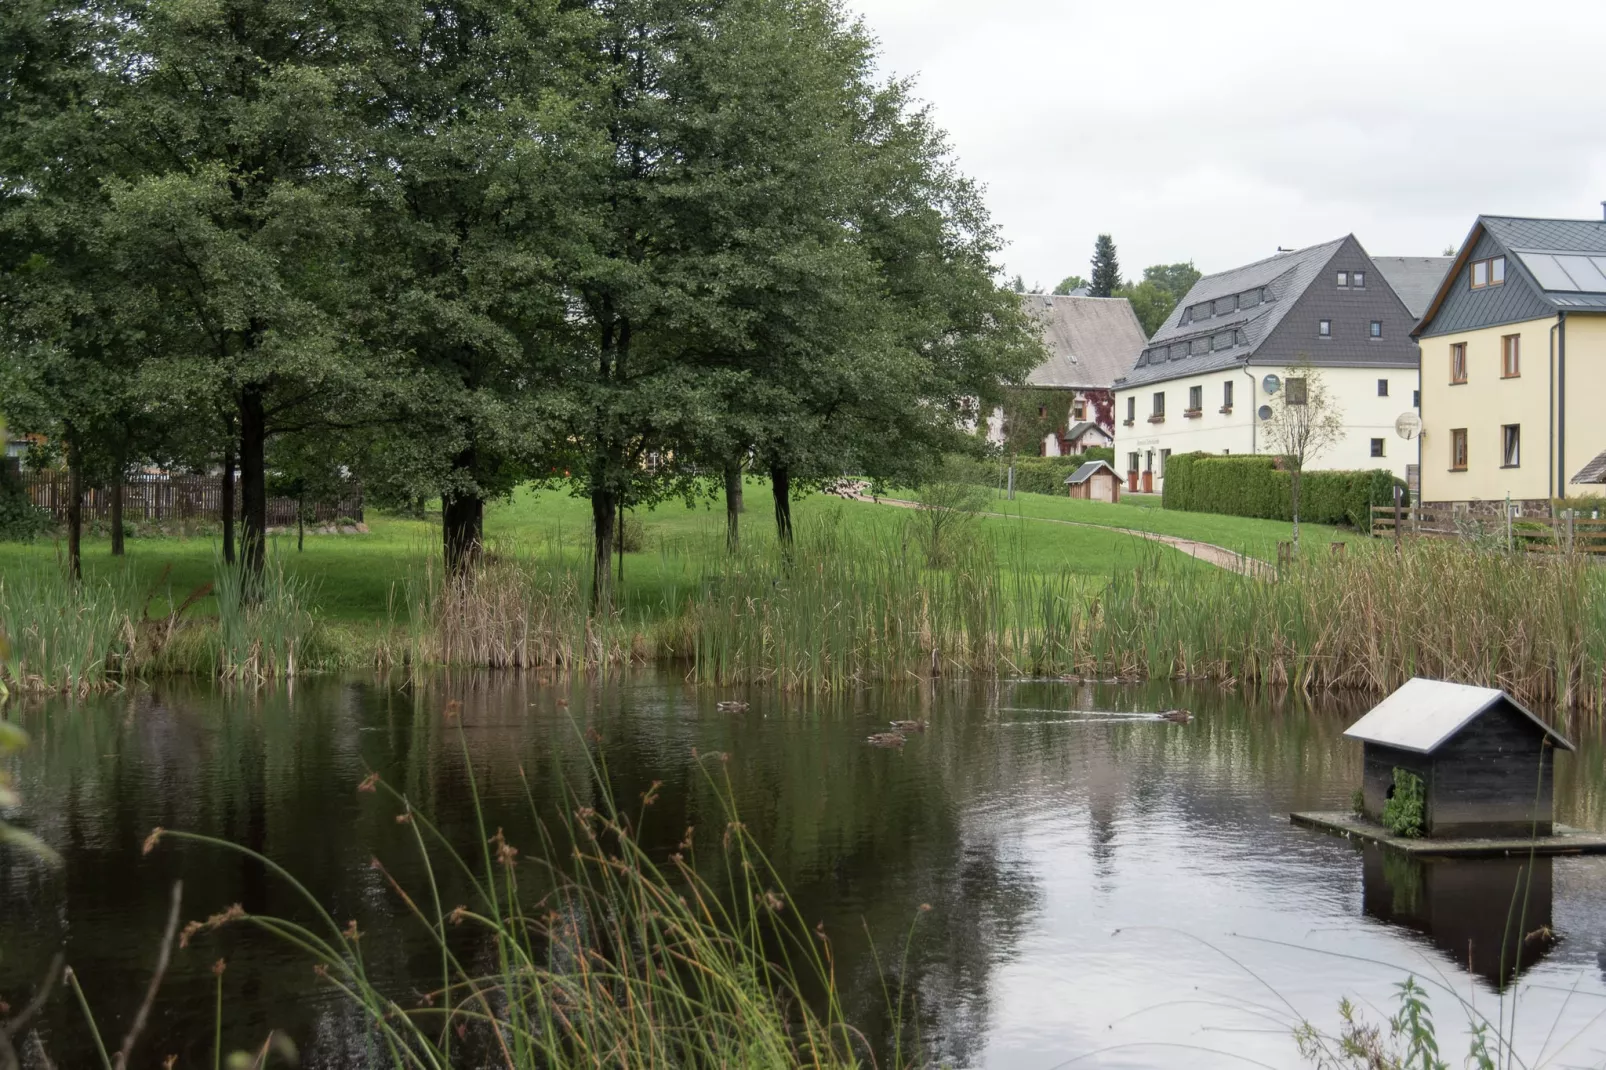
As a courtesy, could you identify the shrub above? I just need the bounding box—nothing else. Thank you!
[0,461,51,541]
[1004,449,1117,496]
[1162,452,1408,528]
[1381,768,1426,838]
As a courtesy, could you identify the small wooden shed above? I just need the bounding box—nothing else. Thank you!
[1344,678,1573,838]
[1065,460,1121,503]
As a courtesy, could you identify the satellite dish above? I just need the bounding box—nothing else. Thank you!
[1395,412,1423,440]
[1262,374,1281,394]
[1257,404,1274,421]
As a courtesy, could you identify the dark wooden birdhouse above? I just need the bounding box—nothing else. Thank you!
[1344,678,1573,838]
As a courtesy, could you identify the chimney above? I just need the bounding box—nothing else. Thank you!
[1600,201,1605,221]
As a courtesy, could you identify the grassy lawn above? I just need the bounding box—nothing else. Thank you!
[7,481,1314,632]
[979,488,1354,561]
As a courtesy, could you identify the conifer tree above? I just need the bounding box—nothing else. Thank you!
[1089,233,1121,297]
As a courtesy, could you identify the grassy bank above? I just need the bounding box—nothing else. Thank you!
[5,484,1601,720]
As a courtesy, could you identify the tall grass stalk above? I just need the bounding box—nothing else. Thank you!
[148,733,914,1069]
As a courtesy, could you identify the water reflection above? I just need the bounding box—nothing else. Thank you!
[1362,846,1558,987]
[1,674,1603,1069]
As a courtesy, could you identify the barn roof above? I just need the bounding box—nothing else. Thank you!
[1018,294,1149,391]
[1343,677,1573,754]
[1064,460,1118,485]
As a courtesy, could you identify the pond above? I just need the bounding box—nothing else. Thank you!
[3,674,1605,1068]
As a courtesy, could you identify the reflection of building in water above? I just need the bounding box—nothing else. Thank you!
[1362,846,1557,987]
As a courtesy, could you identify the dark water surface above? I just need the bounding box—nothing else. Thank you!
[4,674,1606,1068]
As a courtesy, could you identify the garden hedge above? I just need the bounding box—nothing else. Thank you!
[1160,452,1407,529]
[1007,449,1116,496]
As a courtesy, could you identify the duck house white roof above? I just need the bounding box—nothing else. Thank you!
[1343,678,1572,755]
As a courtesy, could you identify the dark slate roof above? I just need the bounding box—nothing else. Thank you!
[1064,420,1106,441]
[1019,295,1149,390]
[1574,449,1606,485]
[1371,257,1453,319]
[1064,460,1118,485]
[1418,216,1606,333]
[1113,238,1347,389]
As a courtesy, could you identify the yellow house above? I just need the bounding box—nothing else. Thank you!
[1413,216,1606,511]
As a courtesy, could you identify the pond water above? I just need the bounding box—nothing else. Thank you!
[3,674,1606,1068]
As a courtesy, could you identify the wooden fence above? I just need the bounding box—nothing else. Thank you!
[24,472,363,527]
[1371,505,1606,555]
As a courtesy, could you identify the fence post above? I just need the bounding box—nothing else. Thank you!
[1007,462,1015,501]
[1505,494,1512,554]
[1568,509,1576,555]
[1393,485,1402,554]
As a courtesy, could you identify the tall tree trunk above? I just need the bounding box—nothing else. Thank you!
[239,385,268,581]
[616,498,625,586]
[770,463,793,545]
[724,458,743,552]
[442,496,483,574]
[221,445,236,565]
[1290,467,1302,551]
[65,429,82,581]
[591,484,617,612]
[110,457,125,557]
[443,446,484,572]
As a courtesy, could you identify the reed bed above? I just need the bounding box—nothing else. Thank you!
[8,516,1604,721]
[400,551,648,672]
[0,565,137,694]
[655,524,1603,715]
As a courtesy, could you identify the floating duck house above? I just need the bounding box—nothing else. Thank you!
[1344,678,1573,838]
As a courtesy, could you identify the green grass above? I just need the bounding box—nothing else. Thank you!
[981,488,1352,562]
[0,482,1224,631]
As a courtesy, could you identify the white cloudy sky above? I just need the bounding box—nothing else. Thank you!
[845,0,1606,288]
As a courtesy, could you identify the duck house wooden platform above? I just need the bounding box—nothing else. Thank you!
[1289,810,1606,857]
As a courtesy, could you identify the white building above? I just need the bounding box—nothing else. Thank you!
[1112,237,1449,493]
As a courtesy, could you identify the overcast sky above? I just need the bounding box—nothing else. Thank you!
[845,0,1606,289]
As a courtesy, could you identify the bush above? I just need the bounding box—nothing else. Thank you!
[0,461,51,541]
[1381,768,1426,838]
[1161,452,1408,528]
[1006,449,1117,496]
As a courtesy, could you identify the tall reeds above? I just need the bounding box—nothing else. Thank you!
[210,549,319,681]
[0,564,136,694]
[141,741,911,1069]
[399,519,1606,719]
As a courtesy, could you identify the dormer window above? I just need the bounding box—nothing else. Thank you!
[1214,295,1236,316]
[1240,288,1262,308]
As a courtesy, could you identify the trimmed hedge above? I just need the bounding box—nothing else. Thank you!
[1009,449,1115,496]
[1161,452,1407,529]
